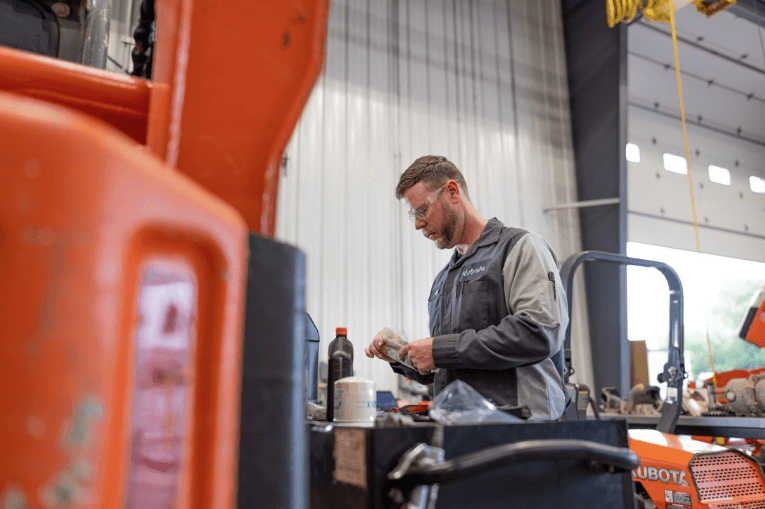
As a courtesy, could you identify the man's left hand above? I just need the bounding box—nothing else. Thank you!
[399,337,435,374]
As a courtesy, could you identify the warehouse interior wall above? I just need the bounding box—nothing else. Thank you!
[562,0,630,397]
[626,8,765,264]
[623,6,765,396]
[561,2,765,398]
[627,107,765,262]
[275,0,594,397]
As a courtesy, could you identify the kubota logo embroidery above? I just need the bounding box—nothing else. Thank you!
[462,265,486,278]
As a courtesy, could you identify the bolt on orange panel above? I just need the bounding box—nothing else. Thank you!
[0,92,248,509]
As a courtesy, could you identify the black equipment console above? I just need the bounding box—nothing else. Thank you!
[310,419,637,509]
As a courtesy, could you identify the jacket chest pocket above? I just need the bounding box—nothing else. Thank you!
[428,284,444,336]
[451,279,490,333]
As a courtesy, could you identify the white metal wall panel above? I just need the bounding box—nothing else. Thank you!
[277,0,591,396]
[627,8,765,264]
[627,107,765,262]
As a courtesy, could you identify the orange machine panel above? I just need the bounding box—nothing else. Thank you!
[629,429,765,508]
[0,92,248,508]
[740,288,765,349]
[149,0,330,235]
[0,46,151,144]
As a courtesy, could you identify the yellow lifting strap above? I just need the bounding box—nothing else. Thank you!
[607,0,719,383]
[666,1,718,384]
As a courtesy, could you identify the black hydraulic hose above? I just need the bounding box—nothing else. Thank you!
[396,439,639,486]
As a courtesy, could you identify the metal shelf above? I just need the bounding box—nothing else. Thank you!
[596,414,765,439]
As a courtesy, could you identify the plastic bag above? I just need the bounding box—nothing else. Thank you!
[381,328,439,374]
[380,328,417,371]
[429,380,522,425]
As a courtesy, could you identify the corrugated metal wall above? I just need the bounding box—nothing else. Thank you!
[276,0,593,396]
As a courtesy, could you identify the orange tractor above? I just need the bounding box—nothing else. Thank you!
[561,252,765,509]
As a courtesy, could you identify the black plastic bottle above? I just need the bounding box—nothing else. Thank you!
[326,327,354,422]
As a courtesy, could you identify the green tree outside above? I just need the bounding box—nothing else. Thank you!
[685,279,765,378]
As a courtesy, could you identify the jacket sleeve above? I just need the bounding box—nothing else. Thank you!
[432,233,569,370]
[390,362,436,385]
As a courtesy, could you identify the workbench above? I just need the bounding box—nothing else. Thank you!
[598,414,765,439]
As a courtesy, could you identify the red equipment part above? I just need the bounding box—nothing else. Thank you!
[739,287,765,349]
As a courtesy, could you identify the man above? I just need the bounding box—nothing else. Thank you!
[130,0,155,79]
[365,155,569,420]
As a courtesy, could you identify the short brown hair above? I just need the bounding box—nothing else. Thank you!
[395,155,470,201]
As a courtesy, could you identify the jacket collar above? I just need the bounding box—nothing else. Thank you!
[449,217,503,265]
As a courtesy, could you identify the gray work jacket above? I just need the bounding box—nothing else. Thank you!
[392,218,568,420]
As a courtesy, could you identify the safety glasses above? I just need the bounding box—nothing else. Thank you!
[405,184,446,223]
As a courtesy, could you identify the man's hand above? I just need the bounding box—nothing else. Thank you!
[400,337,435,374]
[365,328,398,363]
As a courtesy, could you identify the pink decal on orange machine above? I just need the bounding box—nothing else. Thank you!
[125,265,196,509]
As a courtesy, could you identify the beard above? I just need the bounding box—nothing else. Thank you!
[434,205,458,250]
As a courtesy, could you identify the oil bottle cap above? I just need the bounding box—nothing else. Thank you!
[336,327,347,336]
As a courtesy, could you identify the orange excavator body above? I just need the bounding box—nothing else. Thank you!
[0,0,328,507]
[0,91,248,508]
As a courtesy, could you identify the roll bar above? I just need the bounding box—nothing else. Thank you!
[559,251,686,434]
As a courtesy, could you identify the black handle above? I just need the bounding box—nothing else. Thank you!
[396,439,639,486]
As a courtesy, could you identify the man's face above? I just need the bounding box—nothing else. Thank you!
[403,182,459,250]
